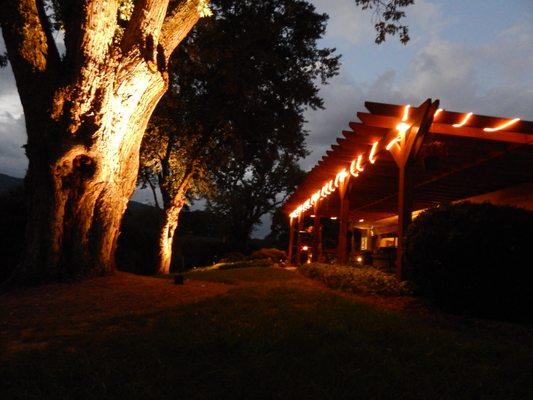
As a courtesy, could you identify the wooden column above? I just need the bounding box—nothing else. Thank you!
[336,179,350,265]
[312,203,321,262]
[396,163,414,279]
[295,214,304,265]
[389,99,439,280]
[287,216,295,265]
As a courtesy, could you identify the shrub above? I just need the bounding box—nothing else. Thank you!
[405,202,533,321]
[300,263,412,296]
[250,247,287,262]
[218,251,247,263]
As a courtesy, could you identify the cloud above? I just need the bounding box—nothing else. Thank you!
[303,17,533,170]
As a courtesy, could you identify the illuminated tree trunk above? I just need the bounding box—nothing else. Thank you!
[156,171,194,274]
[1,0,202,283]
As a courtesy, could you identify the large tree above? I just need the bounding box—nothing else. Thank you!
[0,0,211,283]
[140,0,338,271]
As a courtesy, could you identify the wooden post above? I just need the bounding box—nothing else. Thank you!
[396,163,414,279]
[389,99,439,280]
[336,179,350,264]
[312,203,321,262]
[296,214,303,265]
[287,216,295,265]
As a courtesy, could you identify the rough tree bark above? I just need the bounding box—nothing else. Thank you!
[156,169,194,274]
[1,0,202,283]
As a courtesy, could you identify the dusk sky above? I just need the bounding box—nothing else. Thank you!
[1,0,532,236]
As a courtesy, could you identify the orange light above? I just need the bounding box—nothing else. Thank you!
[402,104,411,121]
[434,108,443,119]
[355,154,365,172]
[311,191,320,204]
[369,141,378,164]
[349,159,359,177]
[453,112,473,128]
[328,180,335,193]
[483,117,520,132]
[334,168,348,187]
[321,184,328,198]
[386,136,401,150]
[330,216,337,220]
[302,245,309,251]
[310,215,315,218]
[358,218,365,222]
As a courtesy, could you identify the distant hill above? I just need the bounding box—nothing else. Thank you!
[0,173,23,195]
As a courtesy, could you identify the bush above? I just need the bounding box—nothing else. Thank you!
[218,251,247,263]
[405,202,533,321]
[300,263,412,296]
[250,247,287,262]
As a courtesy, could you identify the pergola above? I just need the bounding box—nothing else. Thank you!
[283,99,533,278]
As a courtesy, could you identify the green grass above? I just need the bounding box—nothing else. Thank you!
[2,268,532,399]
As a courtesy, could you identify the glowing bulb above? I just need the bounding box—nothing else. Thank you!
[302,246,309,251]
[402,104,411,121]
[358,218,365,222]
[330,216,337,220]
[369,142,378,164]
[355,154,365,172]
[350,159,359,177]
[483,118,520,132]
[453,112,473,128]
[386,136,401,151]
[328,180,335,193]
[434,108,443,119]
[321,185,328,198]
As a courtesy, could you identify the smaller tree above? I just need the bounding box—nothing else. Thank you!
[139,92,215,274]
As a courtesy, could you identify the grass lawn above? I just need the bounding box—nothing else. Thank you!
[1,267,532,399]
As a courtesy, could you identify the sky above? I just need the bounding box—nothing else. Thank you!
[1,0,532,236]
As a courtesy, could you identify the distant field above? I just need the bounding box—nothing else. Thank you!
[1,267,532,399]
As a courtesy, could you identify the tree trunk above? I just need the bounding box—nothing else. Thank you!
[156,203,184,274]
[1,0,202,284]
[156,170,194,274]
[14,69,168,283]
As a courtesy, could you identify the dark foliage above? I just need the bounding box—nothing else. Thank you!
[354,0,414,44]
[116,203,232,274]
[164,0,339,242]
[0,188,26,282]
[405,202,533,322]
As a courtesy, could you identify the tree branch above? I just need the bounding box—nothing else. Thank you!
[121,0,170,56]
[0,0,53,102]
[159,0,201,61]
[36,0,61,67]
[64,0,120,67]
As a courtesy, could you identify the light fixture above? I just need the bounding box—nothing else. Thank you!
[368,141,378,164]
[330,216,337,220]
[483,117,520,132]
[453,112,473,128]
[302,245,309,251]
[358,218,365,222]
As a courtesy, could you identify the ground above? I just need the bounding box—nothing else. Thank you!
[1,268,532,399]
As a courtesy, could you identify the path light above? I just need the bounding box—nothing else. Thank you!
[483,117,520,132]
[453,112,473,127]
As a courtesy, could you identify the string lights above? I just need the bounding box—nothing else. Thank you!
[452,112,473,127]
[483,117,520,132]
[288,104,522,219]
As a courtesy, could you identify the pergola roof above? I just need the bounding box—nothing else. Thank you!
[284,100,533,220]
